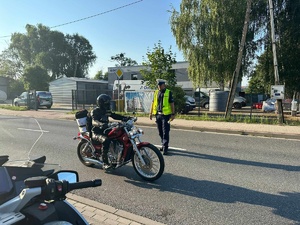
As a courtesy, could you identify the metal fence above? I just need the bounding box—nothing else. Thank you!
[71,89,110,110]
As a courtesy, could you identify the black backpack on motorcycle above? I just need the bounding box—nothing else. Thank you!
[75,109,92,133]
[86,111,93,133]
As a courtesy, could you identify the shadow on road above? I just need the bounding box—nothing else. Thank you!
[169,149,300,172]
[125,172,300,223]
[121,149,300,223]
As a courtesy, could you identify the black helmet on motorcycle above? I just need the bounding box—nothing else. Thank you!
[96,94,111,110]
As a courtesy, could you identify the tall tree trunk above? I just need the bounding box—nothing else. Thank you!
[225,0,252,118]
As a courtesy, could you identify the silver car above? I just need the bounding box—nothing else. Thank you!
[14,91,53,109]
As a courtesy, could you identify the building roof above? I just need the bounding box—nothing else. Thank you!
[50,76,108,84]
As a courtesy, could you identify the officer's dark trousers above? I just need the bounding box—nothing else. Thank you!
[155,114,171,151]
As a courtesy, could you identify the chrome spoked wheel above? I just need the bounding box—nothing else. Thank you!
[132,144,164,181]
[77,141,94,167]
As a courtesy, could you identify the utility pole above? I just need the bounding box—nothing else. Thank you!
[268,0,284,124]
[74,53,79,77]
[225,0,252,118]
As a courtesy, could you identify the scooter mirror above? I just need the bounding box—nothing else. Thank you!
[57,171,78,183]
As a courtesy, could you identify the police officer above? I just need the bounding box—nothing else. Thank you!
[91,94,127,169]
[149,79,175,155]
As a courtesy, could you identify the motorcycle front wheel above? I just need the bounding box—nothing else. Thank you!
[77,141,95,167]
[132,144,165,181]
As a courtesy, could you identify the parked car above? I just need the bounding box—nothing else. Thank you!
[194,91,246,109]
[194,91,210,109]
[252,102,263,109]
[233,95,247,109]
[181,95,196,114]
[14,91,53,109]
[262,98,276,112]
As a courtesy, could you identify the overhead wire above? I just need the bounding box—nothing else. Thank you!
[50,0,143,29]
[0,0,144,39]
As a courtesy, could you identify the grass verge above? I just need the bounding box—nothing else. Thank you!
[2,105,300,126]
[0,105,28,111]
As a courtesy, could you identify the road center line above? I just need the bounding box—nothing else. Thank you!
[18,128,49,133]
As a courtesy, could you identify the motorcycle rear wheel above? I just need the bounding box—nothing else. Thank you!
[77,141,94,167]
[132,144,164,181]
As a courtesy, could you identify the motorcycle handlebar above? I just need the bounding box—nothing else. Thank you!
[69,179,102,191]
[107,117,137,130]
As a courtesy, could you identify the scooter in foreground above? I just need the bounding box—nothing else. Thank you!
[0,155,101,225]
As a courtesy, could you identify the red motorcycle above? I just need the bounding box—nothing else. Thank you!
[74,116,165,181]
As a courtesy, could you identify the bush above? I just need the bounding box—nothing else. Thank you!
[168,86,186,114]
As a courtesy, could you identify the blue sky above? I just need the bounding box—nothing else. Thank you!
[0,0,184,76]
[0,0,249,86]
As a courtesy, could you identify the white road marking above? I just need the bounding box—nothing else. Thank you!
[18,128,49,133]
[154,145,187,151]
[139,125,300,142]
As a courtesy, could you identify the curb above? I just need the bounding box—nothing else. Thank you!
[136,121,300,140]
[67,193,166,225]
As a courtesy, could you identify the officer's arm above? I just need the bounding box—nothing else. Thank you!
[169,92,175,115]
[150,101,154,115]
[171,102,175,115]
[149,100,153,120]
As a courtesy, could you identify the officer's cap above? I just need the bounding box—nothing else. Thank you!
[156,79,166,86]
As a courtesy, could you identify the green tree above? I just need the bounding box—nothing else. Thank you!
[169,0,256,90]
[9,78,25,97]
[63,33,97,78]
[93,70,108,80]
[140,41,177,89]
[8,24,96,80]
[275,0,300,96]
[22,65,50,90]
[0,48,24,79]
[247,0,300,97]
[169,86,186,114]
[140,41,185,113]
[248,49,274,94]
[110,53,138,67]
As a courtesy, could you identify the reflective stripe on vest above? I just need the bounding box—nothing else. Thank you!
[152,89,172,115]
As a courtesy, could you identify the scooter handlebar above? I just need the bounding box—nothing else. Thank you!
[69,179,102,191]
[40,178,102,201]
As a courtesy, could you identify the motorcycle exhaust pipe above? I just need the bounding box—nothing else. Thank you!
[83,157,103,166]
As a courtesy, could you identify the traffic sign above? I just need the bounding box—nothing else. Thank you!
[116,69,123,78]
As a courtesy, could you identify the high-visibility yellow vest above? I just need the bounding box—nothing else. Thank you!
[152,89,172,115]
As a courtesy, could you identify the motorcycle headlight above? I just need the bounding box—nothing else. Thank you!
[137,128,144,134]
[129,130,137,137]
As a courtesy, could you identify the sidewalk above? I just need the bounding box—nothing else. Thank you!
[0,107,299,225]
[67,193,165,225]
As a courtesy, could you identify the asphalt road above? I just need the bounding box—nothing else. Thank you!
[1,115,300,225]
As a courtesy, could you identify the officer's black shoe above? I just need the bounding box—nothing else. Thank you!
[163,150,168,155]
[159,147,163,152]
